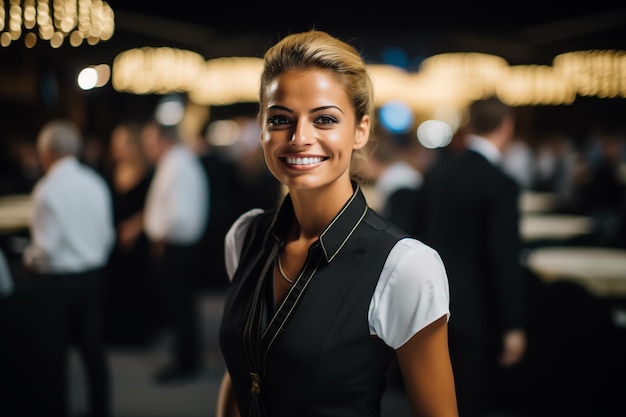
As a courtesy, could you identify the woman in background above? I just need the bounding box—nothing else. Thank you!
[103,121,159,346]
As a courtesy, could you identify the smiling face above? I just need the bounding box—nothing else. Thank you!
[259,69,369,193]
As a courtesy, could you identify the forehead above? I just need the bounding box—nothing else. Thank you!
[263,69,351,110]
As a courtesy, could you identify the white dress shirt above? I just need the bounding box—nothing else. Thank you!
[375,160,423,205]
[144,144,209,245]
[23,157,115,274]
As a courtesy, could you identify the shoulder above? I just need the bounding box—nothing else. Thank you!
[80,165,111,193]
[370,237,451,348]
[226,208,266,244]
[386,238,447,279]
[224,208,266,279]
[363,207,408,238]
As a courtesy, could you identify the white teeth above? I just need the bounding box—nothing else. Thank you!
[286,156,323,165]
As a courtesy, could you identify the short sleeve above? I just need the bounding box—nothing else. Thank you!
[224,208,264,280]
[368,238,451,349]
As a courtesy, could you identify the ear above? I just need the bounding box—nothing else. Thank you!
[502,114,515,136]
[353,115,370,150]
[258,112,269,144]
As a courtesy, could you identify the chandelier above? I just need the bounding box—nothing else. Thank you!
[0,0,114,48]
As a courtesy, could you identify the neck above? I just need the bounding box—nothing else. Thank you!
[288,180,354,240]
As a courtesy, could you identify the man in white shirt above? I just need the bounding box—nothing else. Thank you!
[142,119,209,384]
[373,137,424,232]
[23,118,115,417]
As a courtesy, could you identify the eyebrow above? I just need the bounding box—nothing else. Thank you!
[266,104,344,115]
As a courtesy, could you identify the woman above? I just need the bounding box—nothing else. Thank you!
[217,30,458,417]
[102,121,159,346]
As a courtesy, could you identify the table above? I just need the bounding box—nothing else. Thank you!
[0,194,31,234]
[520,213,592,242]
[526,246,626,298]
[519,191,557,213]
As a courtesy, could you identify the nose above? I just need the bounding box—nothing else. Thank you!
[290,122,313,146]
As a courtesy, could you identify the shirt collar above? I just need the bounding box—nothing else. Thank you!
[49,156,79,175]
[466,134,501,165]
[270,180,369,263]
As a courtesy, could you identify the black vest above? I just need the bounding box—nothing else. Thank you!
[219,184,408,417]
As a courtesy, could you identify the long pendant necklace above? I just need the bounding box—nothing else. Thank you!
[276,255,295,284]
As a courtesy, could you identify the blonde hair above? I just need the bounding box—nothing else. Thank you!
[259,30,375,180]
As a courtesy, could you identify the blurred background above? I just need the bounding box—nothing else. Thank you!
[1,3,626,417]
[2,3,626,144]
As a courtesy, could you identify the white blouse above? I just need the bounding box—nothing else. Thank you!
[224,208,451,350]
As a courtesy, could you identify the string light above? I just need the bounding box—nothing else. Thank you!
[0,0,114,48]
[112,48,626,108]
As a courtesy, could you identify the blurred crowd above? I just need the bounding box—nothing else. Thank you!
[0,113,284,417]
[360,120,626,249]
[0,105,625,417]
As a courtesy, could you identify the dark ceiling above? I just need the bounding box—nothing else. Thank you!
[1,3,625,141]
[107,3,626,65]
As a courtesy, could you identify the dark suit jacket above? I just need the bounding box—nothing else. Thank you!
[414,149,525,339]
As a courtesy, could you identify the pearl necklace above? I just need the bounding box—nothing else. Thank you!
[276,255,295,284]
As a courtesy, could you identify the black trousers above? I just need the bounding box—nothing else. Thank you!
[21,268,111,417]
[0,271,66,417]
[152,243,201,372]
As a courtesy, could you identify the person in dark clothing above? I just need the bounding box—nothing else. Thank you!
[195,141,241,291]
[102,121,160,346]
[141,120,209,384]
[414,97,528,417]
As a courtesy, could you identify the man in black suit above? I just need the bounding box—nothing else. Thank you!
[413,97,527,417]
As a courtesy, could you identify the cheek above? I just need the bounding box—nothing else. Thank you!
[260,130,272,144]
[327,131,356,156]
[260,136,280,168]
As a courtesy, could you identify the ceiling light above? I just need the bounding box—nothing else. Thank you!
[0,0,114,48]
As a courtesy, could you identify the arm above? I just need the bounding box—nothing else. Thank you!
[396,315,458,417]
[23,192,58,272]
[216,371,240,417]
[117,211,144,250]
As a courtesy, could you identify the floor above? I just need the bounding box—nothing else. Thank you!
[68,291,412,417]
[67,287,626,417]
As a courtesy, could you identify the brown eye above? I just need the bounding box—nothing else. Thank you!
[267,115,291,128]
[315,115,337,125]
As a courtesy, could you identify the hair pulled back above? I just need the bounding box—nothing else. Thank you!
[259,30,375,132]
